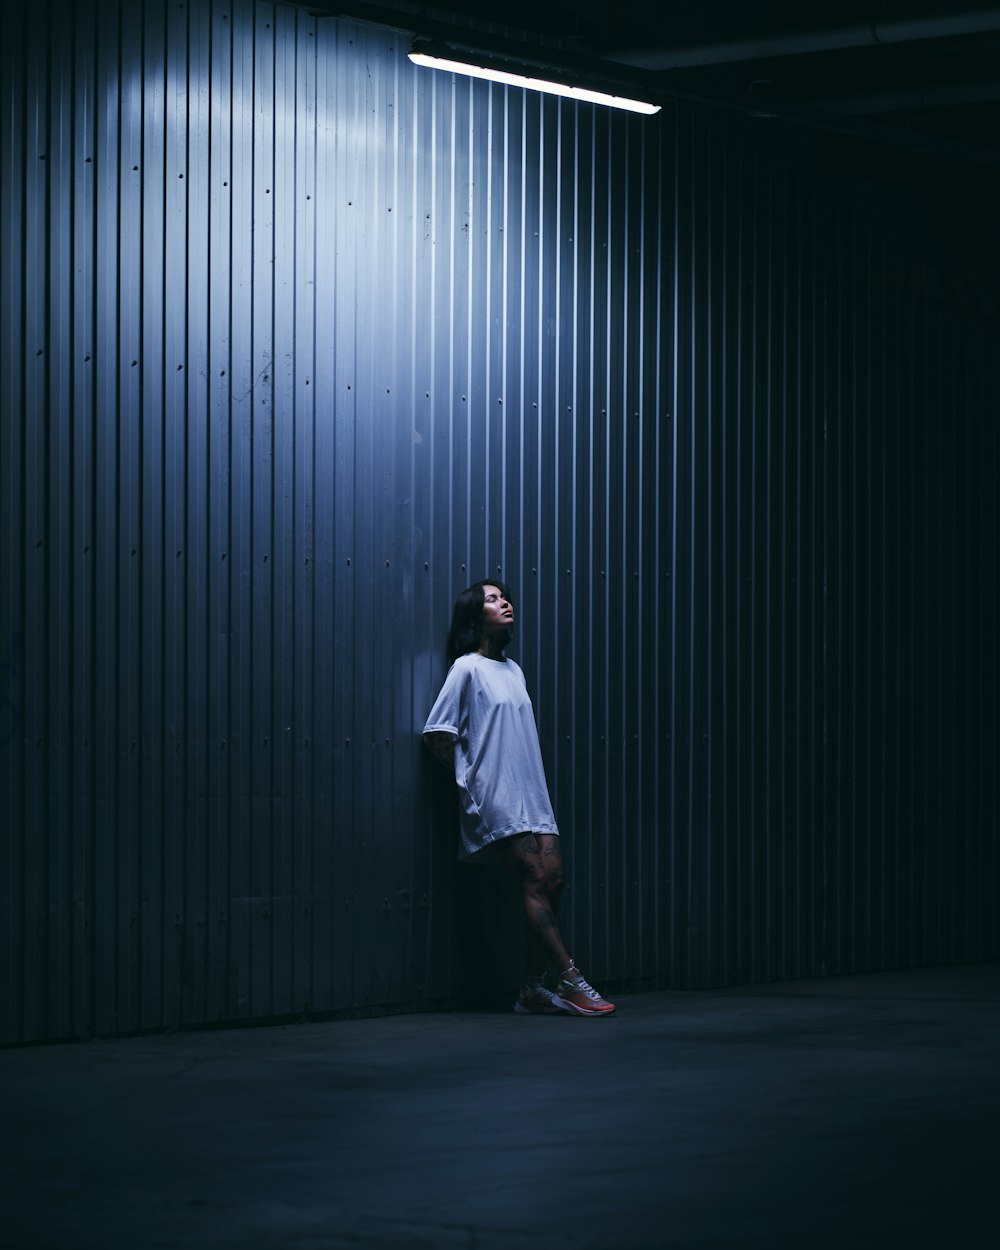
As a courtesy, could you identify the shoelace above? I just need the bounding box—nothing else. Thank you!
[562,968,603,1001]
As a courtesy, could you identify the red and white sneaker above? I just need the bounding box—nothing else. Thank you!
[551,964,616,1016]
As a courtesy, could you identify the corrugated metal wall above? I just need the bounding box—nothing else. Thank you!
[1,0,997,1044]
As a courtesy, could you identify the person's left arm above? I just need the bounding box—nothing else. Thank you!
[422,730,456,770]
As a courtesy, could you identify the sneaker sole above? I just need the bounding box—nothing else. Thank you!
[513,1000,568,1014]
[550,993,616,1017]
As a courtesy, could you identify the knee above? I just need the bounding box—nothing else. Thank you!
[515,859,548,898]
[544,867,565,896]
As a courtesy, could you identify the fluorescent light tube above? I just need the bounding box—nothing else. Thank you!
[408,51,661,115]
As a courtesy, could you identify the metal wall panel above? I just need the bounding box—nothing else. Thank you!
[1,0,997,1043]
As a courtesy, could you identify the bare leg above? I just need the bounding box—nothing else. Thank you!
[498,833,570,978]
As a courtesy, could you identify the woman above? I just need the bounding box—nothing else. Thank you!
[423,580,615,1017]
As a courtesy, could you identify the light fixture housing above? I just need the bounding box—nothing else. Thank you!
[408,44,662,115]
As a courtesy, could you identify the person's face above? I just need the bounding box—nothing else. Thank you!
[481,584,514,636]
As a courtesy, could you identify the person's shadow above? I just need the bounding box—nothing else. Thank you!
[457,865,524,1011]
[420,746,523,1011]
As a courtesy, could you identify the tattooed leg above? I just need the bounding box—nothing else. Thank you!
[536,834,566,975]
[539,835,565,911]
[500,832,571,976]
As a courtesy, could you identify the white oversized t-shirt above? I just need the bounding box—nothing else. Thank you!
[423,652,559,860]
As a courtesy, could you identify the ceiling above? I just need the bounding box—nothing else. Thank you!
[312,1,1000,184]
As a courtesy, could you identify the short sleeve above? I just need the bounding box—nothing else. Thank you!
[422,658,470,741]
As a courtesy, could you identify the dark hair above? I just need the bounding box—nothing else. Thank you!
[446,579,514,662]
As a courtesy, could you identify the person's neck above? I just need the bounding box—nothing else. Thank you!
[477,640,506,661]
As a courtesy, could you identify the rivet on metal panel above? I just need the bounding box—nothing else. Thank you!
[131,360,137,366]
[346,738,351,747]
[85,355,91,362]
[133,165,138,171]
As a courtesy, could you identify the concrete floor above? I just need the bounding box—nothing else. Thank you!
[2,964,998,1250]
